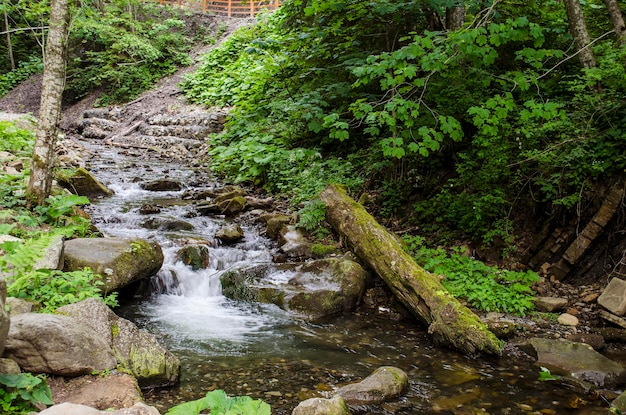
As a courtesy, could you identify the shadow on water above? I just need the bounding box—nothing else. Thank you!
[84,142,611,415]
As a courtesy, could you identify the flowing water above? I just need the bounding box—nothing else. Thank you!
[82,140,610,415]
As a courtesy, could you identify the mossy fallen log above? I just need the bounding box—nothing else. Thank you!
[320,184,503,356]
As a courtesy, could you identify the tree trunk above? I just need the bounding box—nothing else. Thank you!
[320,184,503,356]
[563,0,597,68]
[4,11,15,70]
[446,6,465,31]
[604,0,626,45]
[26,0,70,206]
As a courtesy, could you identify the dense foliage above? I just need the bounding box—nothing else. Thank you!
[183,0,626,252]
[1,0,199,104]
[0,121,118,312]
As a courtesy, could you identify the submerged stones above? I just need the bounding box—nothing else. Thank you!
[291,367,408,415]
[522,337,626,388]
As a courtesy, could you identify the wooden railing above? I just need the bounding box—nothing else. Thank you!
[153,0,280,17]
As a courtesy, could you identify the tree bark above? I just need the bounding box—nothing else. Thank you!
[320,184,503,356]
[26,0,70,206]
[604,0,626,45]
[446,6,465,31]
[563,0,597,68]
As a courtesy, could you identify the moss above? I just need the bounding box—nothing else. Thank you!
[111,323,119,338]
[310,243,338,258]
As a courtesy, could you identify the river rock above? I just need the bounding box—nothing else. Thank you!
[215,224,244,245]
[5,297,39,316]
[598,277,626,316]
[261,214,291,240]
[0,357,20,374]
[141,179,182,192]
[534,296,569,312]
[56,167,114,198]
[220,256,368,320]
[0,277,9,356]
[522,337,626,387]
[336,366,409,405]
[139,204,162,215]
[38,402,159,415]
[158,219,194,232]
[57,298,180,388]
[292,395,351,415]
[63,237,164,292]
[47,372,144,410]
[279,226,312,259]
[3,313,117,376]
[175,244,210,270]
[197,195,247,217]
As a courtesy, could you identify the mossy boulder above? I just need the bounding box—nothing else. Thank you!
[220,256,369,320]
[56,167,114,198]
[63,237,164,292]
[58,299,180,388]
[175,244,210,270]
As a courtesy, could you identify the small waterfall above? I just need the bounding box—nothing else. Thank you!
[83,143,289,355]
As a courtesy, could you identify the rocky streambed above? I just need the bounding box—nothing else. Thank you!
[31,128,626,414]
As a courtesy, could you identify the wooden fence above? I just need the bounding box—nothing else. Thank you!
[152,0,280,17]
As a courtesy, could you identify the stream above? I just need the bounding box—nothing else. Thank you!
[81,139,610,415]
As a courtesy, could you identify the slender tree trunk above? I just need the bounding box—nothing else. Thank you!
[446,6,465,31]
[26,0,70,206]
[604,0,626,45]
[3,11,15,70]
[320,184,503,356]
[563,0,597,68]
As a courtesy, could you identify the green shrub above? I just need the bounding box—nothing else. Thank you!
[166,390,270,415]
[0,373,53,414]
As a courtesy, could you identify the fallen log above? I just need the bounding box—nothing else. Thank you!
[320,184,503,356]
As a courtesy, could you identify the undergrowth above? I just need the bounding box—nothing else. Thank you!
[0,121,117,312]
[403,235,539,316]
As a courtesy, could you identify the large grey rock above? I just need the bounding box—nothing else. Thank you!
[336,366,408,405]
[221,256,368,320]
[523,337,626,387]
[292,395,351,415]
[598,277,626,316]
[57,299,180,388]
[0,277,9,356]
[63,237,163,292]
[3,313,117,376]
[39,402,159,415]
